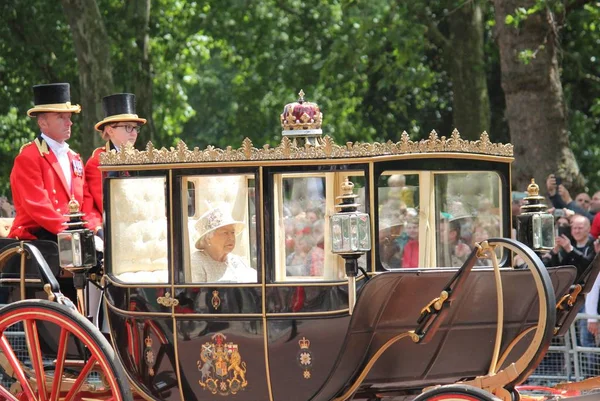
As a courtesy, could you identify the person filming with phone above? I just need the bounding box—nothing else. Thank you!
[543,214,595,280]
[546,174,594,222]
[542,214,598,376]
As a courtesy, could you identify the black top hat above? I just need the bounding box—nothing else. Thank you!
[27,83,81,117]
[95,93,146,132]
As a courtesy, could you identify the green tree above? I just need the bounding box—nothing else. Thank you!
[61,0,115,158]
[1,0,599,199]
[493,0,584,192]
[0,1,79,198]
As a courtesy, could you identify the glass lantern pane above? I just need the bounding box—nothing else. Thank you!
[541,214,555,249]
[350,214,358,251]
[331,215,344,252]
[358,214,371,251]
[342,215,350,251]
[532,214,541,249]
[57,233,74,267]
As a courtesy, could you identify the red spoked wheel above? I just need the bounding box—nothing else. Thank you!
[0,299,132,401]
[413,385,502,401]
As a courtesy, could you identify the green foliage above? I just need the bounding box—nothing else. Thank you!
[0,108,36,197]
[152,0,451,149]
[0,0,598,196]
[562,2,600,193]
[0,1,79,198]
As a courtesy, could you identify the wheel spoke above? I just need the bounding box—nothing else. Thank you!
[0,384,19,401]
[0,334,37,401]
[0,301,129,401]
[25,319,47,401]
[49,328,69,401]
[63,355,96,401]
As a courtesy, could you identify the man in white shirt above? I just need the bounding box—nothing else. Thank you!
[8,83,93,240]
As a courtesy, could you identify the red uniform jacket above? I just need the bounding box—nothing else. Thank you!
[82,144,108,230]
[8,137,91,240]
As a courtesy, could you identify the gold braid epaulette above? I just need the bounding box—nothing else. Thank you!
[18,142,33,154]
[91,146,106,158]
[34,137,50,156]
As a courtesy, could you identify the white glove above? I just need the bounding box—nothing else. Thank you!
[94,235,104,252]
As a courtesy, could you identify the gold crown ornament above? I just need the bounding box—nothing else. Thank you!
[280,90,323,135]
[299,337,311,349]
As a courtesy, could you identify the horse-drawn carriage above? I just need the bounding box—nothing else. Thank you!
[0,92,598,401]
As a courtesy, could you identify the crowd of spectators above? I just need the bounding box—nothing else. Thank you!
[0,197,15,218]
[284,198,327,277]
[379,174,502,269]
[0,197,15,238]
[516,174,600,377]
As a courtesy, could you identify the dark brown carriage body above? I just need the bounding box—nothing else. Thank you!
[95,134,591,401]
[1,133,595,401]
[104,263,578,401]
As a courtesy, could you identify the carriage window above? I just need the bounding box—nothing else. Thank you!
[187,181,196,217]
[181,174,257,283]
[274,173,353,281]
[435,172,502,267]
[109,177,169,283]
[378,173,420,269]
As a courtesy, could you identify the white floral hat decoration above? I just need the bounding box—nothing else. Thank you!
[194,207,244,249]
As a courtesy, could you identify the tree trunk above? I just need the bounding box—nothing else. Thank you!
[447,0,491,140]
[60,0,114,160]
[493,0,583,192]
[131,0,155,147]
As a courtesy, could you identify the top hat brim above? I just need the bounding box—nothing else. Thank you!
[27,102,81,117]
[95,114,147,132]
[194,221,244,250]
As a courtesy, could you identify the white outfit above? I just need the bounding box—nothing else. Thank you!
[191,251,256,283]
[586,275,600,323]
[41,133,71,188]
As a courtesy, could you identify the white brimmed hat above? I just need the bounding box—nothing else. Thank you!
[194,207,244,249]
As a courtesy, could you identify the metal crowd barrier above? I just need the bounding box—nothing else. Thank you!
[528,313,600,387]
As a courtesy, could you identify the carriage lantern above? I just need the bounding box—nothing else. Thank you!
[57,197,96,271]
[516,179,554,253]
[331,178,371,314]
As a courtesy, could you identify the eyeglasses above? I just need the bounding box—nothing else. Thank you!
[112,125,140,133]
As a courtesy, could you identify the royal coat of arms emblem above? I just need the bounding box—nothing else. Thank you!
[197,333,248,395]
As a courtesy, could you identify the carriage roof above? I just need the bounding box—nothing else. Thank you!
[98,130,513,169]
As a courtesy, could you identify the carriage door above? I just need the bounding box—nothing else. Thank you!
[265,169,367,401]
[173,171,268,401]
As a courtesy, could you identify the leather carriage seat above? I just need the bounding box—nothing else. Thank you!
[314,265,577,399]
[0,238,62,285]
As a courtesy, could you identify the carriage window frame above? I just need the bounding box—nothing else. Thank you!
[106,175,170,284]
[273,171,367,282]
[377,170,504,270]
[377,171,424,270]
[432,171,504,268]
[180,173,258,284]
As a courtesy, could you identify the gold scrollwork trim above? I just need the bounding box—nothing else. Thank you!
[157,292,179,307]
[100,130,513,166]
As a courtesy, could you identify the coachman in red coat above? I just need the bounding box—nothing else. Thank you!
[83,93,146,232]
[8,83,95,240]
